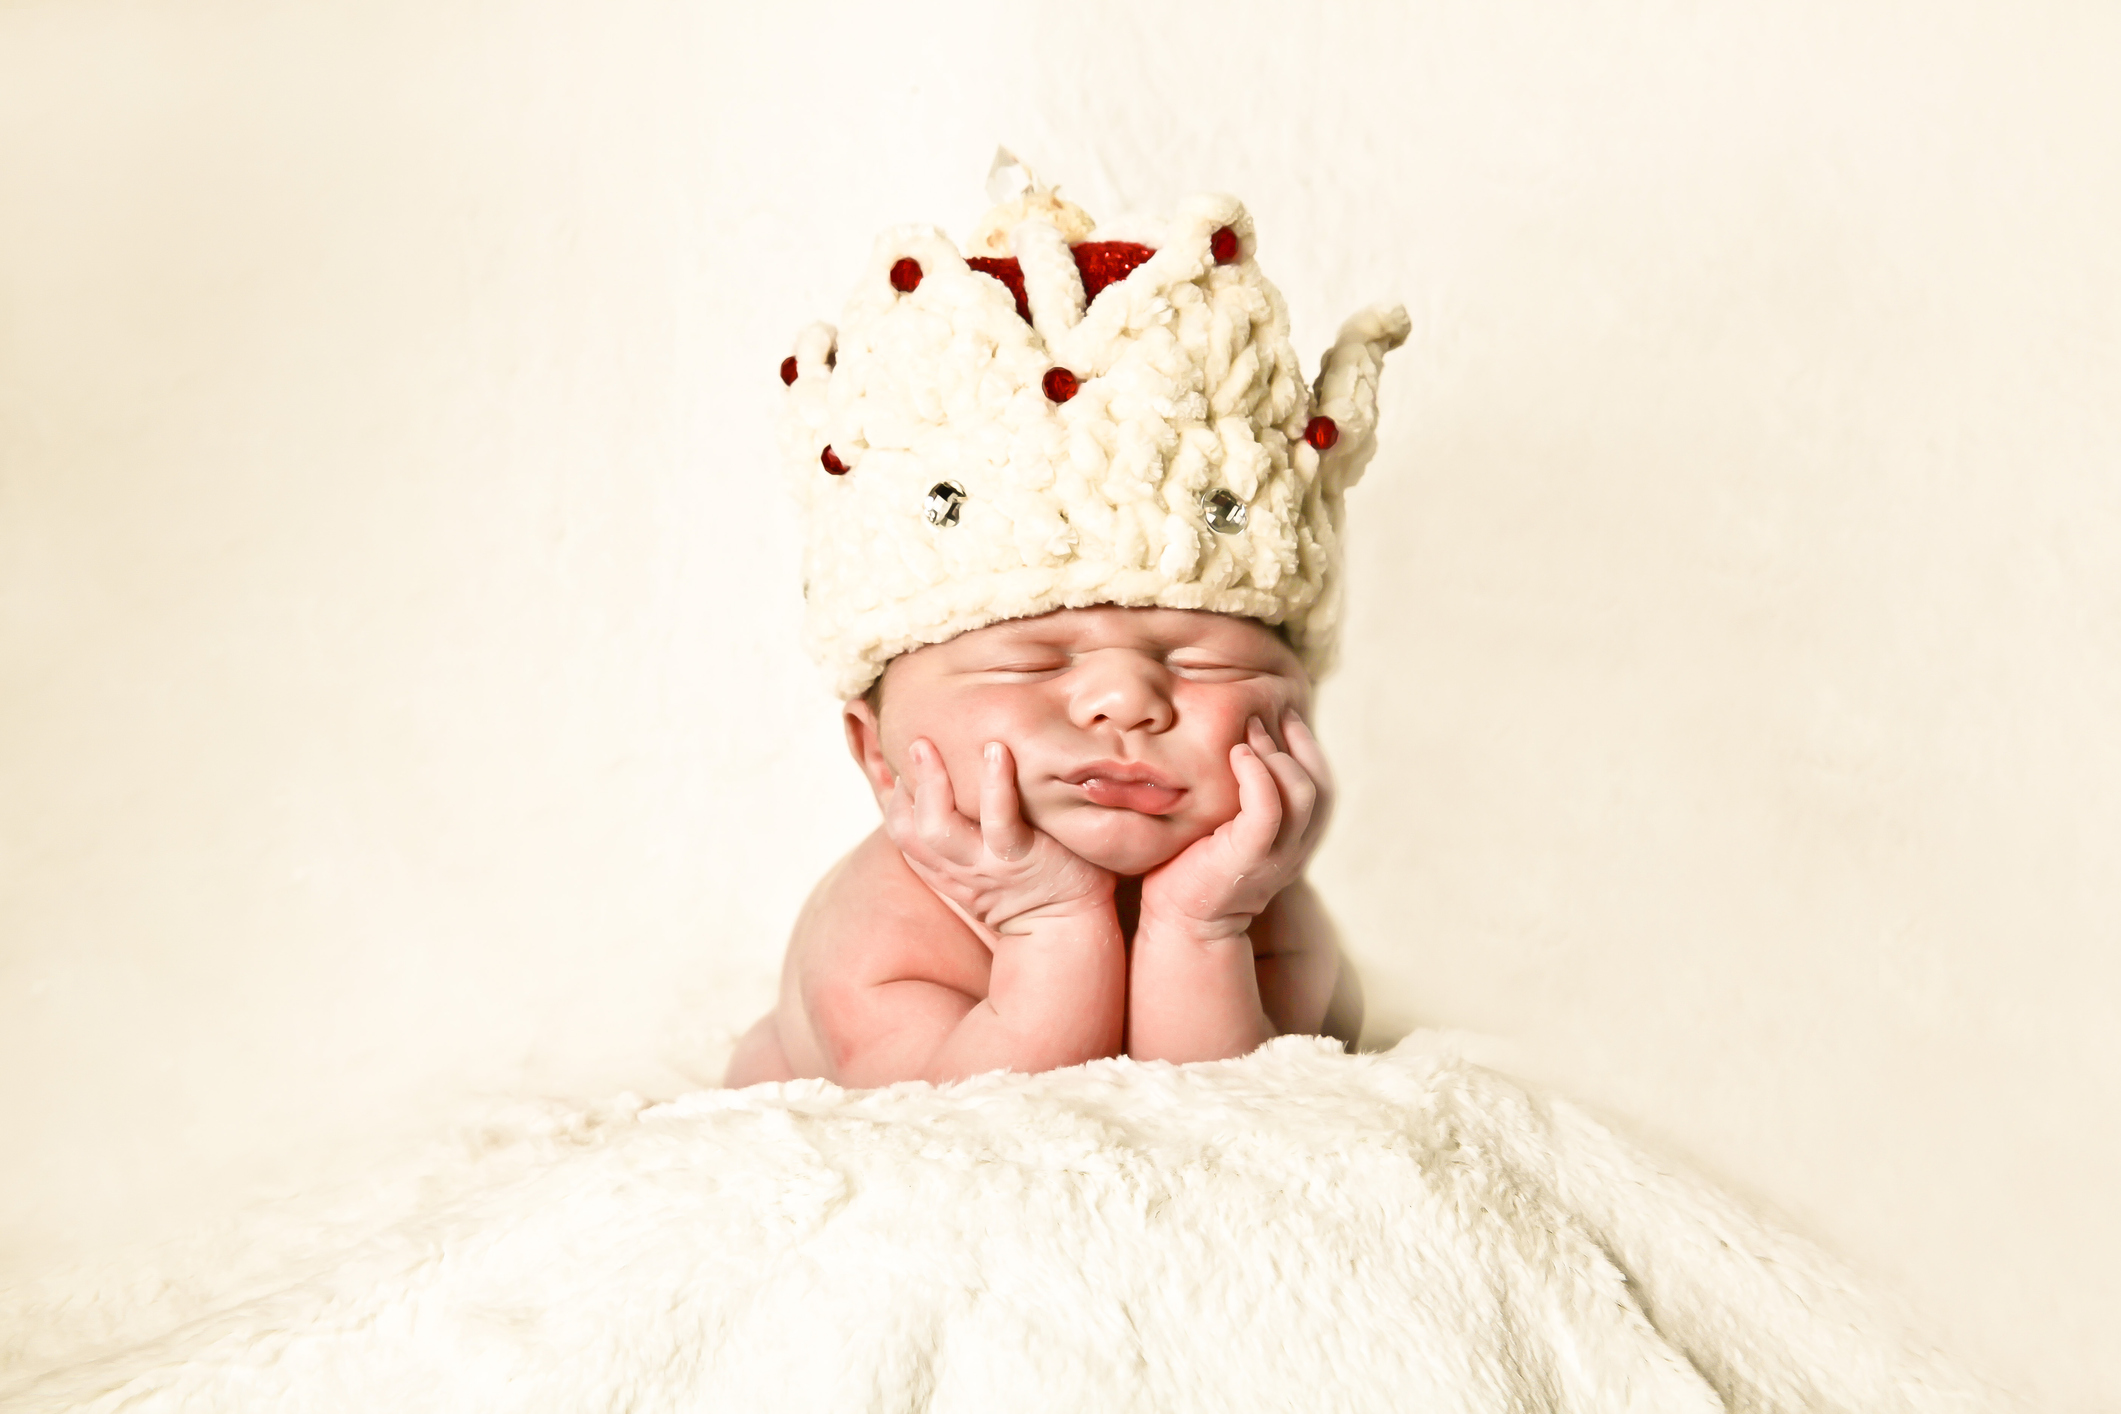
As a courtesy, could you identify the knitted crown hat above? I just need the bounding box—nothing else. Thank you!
[779,157,1409,699]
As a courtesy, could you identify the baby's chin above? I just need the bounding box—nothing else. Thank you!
[1041,808,1216,878]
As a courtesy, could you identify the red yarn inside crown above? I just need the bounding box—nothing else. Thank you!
[967,241,1157,325]
[966,257,1030,322]
[1072,241,1156,300]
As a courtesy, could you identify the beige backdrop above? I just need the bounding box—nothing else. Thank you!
[2,1,2115,1406]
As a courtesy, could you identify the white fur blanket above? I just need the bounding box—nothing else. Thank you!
[3,1037,1996,1412]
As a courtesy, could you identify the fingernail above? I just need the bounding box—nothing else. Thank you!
[985,742,1001,764]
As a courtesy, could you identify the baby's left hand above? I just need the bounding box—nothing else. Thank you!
[1139,711,1333,937]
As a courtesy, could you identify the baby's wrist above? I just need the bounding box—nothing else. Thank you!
[994,883,1117,935]
[1135,894,1255,944]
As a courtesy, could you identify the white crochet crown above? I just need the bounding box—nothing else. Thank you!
[779,157,1409,698]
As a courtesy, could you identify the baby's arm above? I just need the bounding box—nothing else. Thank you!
[805,740,1127,1087]
[1128,713,1342,1063]
[1251,880,1364,1047]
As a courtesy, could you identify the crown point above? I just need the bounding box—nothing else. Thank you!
[889,257,923,293]
[1303,415,1340,451]
[1042,367,1080,403]
[779,356,799,386]
[821,446,848,475]
[1210,225,1240,265]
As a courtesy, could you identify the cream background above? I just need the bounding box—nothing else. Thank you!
[1,1,2114,1407]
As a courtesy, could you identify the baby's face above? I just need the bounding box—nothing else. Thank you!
[846,607,1314,876]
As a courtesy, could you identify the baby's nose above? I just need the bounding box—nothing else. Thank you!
[1070,659,1176,734]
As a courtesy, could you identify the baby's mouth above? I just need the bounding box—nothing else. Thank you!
[1060,762,1186,816]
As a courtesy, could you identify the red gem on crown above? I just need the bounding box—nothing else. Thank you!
[779,356,798,386]
[889,257,923,293]
[1042,367,1080,403]
[1303,416,1340,451]
[821,446,848,475]
[1209,226,1239,265]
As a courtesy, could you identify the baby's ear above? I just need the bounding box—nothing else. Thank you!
[842,697,895,806]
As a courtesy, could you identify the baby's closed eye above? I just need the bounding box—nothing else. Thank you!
[1165,653,1267,681]
[980,656,1071,676]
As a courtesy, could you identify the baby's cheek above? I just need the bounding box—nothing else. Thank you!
[1183,743,1246,828]
[920,709,1044,815]
[1191,685,1284,754]
[1186,684,1298,817]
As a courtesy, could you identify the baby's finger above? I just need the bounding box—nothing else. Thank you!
[1242,716,1315,850]
[908,740,978,863]
[979,742,1034,862]
[1281,711,1335,797]
[1256,744,1318,851]
[1228,742,1284,860]
[882,771,918,846]
[883,770,951,871]
[1282,710,1336,842]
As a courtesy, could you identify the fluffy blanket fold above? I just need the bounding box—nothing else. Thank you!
[4,1037,1994,1412]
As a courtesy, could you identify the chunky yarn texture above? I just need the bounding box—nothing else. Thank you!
[780,192,1409,698]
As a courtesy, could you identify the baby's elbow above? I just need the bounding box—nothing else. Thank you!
[803,984,879,1083]
[805,978,977,1088]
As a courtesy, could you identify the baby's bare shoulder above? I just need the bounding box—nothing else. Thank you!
[771,830,995,1081]
[789,829,993,1001]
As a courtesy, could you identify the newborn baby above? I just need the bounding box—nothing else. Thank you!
[732,169,1405,1089]
[725,604,1361,1088]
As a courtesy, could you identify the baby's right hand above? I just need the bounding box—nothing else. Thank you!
[886,739,1115,936]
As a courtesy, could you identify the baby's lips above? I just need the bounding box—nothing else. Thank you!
[1076,777,1186,815]
[1061,760,1187,816]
